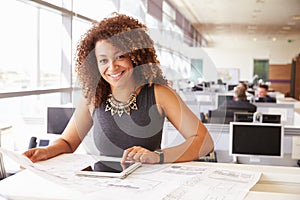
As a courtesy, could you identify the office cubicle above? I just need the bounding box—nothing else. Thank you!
[253,102,294,125]
[176,90,300,166]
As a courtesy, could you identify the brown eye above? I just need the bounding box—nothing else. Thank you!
[116,54,126,60]
[99,58,108,65]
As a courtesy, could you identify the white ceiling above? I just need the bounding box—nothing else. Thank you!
[167,0,300,47]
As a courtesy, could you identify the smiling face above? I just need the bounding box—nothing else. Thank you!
[257,87,268,98]
[95,40,134,91]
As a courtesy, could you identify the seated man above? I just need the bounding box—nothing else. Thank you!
[219,83,257,113]
[255,84,276,103]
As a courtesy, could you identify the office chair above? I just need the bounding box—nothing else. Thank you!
[27,106,74,149]
[28,136,50,149]
[197,151,218,162]
[200,112,207,123]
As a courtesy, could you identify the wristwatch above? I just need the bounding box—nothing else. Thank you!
[154,149,164,164]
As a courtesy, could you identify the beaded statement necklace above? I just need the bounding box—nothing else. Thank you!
[105,92,138,117]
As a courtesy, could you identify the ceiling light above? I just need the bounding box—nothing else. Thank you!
[282,26,291,30]
[272,37,276,42]
[256,0,265,3]
[288,22,296,26]
[215,25,224,30]
[292,15,300,20]
[248,25,257,30]
[253,38,257,41]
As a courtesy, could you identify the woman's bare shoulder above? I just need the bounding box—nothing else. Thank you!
[154,84,174,94]
[154,84,180,104]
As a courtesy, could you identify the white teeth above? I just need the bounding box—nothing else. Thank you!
[109,72,122,78]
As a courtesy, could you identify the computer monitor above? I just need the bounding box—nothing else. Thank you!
[229,122,284,158]
[47,107,75,134]
[227,84,238,91]
[216,93,234,108]
[233,112,253,122]
[234,112,281,123]
[208,109,235,124]
[208,109,253,124]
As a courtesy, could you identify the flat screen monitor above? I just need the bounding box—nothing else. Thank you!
[208,109,235,124]
[47,107,75,134]
[208,109,253,124]
[216,93,234,108]
[229,122,284,158]
[234,112,281,123]
[227,84,238,91]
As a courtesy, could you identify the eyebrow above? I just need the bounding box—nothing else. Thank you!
[96,50,123,58]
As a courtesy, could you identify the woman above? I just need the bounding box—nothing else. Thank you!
[23,13,214,164]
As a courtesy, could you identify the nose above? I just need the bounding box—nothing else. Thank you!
[99,59,118,74]
[104,60,121,75]
[107,59,119,70]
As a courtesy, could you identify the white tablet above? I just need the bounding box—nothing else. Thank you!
[75,160,142,179]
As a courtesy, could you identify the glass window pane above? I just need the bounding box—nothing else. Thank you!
[40,9,64,87]
[163,1,175,19]
[72,18,93,86]
[0,0,38,91]
[0,92,74,151]
[119,0,145,20]
[73,0,118,20]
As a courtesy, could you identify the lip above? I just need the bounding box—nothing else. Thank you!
[107,71,125,80]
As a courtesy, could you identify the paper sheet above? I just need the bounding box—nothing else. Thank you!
[0,147,261,200]
[0,147,34,168]
[163,166,261,200]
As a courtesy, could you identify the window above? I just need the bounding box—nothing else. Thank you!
[40,9,64,88]
[0,0,37,91]
[72,18,93,86]
[73,0,118,20]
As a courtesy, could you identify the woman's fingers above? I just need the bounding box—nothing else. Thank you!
[122,146,159,164]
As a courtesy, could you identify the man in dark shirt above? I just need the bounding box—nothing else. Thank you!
[220,83,257,112]
[255,84,276,103]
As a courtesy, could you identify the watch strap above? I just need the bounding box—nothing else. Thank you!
[154,149,164,164]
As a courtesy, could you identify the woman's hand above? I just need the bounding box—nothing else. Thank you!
[22,148,49,163]
[121,146,160,164]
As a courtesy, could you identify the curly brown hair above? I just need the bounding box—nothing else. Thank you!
[75,13,168,108]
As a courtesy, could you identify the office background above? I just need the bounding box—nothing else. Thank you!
[0,0,300,156]
[1,2,300,199]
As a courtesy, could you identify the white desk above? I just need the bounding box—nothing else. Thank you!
[0,153,300,200]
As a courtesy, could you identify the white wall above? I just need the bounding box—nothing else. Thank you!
[186,39,300,83]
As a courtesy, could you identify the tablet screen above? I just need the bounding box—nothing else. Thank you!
[81,160,132,173]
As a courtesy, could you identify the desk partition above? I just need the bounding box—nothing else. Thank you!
[253,102,295,125]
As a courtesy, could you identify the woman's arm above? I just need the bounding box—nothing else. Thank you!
[154,84,214,163]
[23,97,93,162]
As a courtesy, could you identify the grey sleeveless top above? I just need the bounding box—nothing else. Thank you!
[92,84,165,157]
